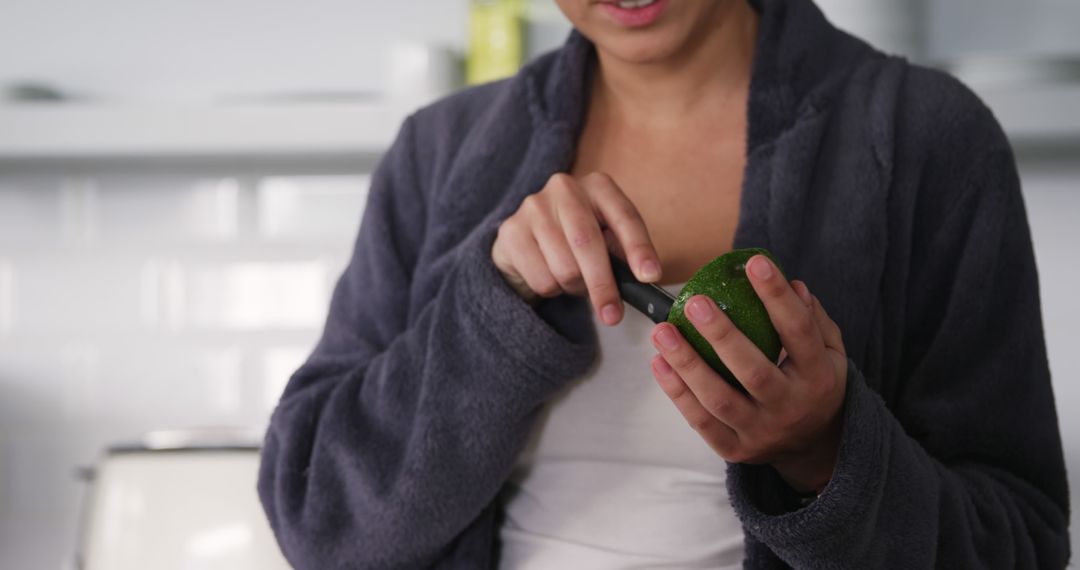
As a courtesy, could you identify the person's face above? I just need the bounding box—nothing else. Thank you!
[554,0,739,65]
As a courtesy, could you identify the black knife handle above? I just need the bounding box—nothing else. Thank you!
[609,255,676,324]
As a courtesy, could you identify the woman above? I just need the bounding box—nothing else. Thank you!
[258,0,1070,567]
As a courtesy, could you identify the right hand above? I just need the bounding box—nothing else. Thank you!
[491,172,662,326]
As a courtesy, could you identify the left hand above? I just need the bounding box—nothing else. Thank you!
[650,254,847,494]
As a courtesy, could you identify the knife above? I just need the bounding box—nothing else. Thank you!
[609,254,676,324]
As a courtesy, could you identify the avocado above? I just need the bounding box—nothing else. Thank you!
[667,248,783,391]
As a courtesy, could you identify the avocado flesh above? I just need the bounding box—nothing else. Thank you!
[666,248,783,391]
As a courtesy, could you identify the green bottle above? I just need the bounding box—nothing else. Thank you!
[467,0,525,85]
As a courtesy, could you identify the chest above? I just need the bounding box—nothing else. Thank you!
[500,307,744,566]
[571,116,747,284]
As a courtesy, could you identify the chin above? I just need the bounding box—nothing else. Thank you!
[593,30,691,64]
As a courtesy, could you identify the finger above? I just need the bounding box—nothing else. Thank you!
[515,239,561,299]
[493,219,557,300]
[580,173,662,283]
[745,255,828,369]
[792,279,842,353]
[602,229,623,261]
[552,177,623,326]
[532,214,586,296]
[811,294,845,355]
[651,321,757,427]
[680,295,786,404]
[651,354,739,453]
[790,279,813,307]
[808,294,848,383]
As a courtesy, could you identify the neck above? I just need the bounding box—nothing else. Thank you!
[590,1,759,128]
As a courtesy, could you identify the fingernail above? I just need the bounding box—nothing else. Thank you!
[654,326,679,351]
[601,303,621,325]
[653,356,672,375]
[749,256,773,280]
[640,259,660,281]
[686,296,714,323]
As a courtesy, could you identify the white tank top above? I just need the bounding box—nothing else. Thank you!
[499,285,745,569]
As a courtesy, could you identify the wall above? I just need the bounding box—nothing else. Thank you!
[0,164,369,569]
[928,0,1080,59]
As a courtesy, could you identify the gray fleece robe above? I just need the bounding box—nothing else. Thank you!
[257,0,1070,567]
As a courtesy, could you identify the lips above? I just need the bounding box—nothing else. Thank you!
[598,0,668,28]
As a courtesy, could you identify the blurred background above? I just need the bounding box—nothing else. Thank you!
[0,0,1076,568]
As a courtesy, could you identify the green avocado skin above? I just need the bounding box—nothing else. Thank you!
[667,248,783,392]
